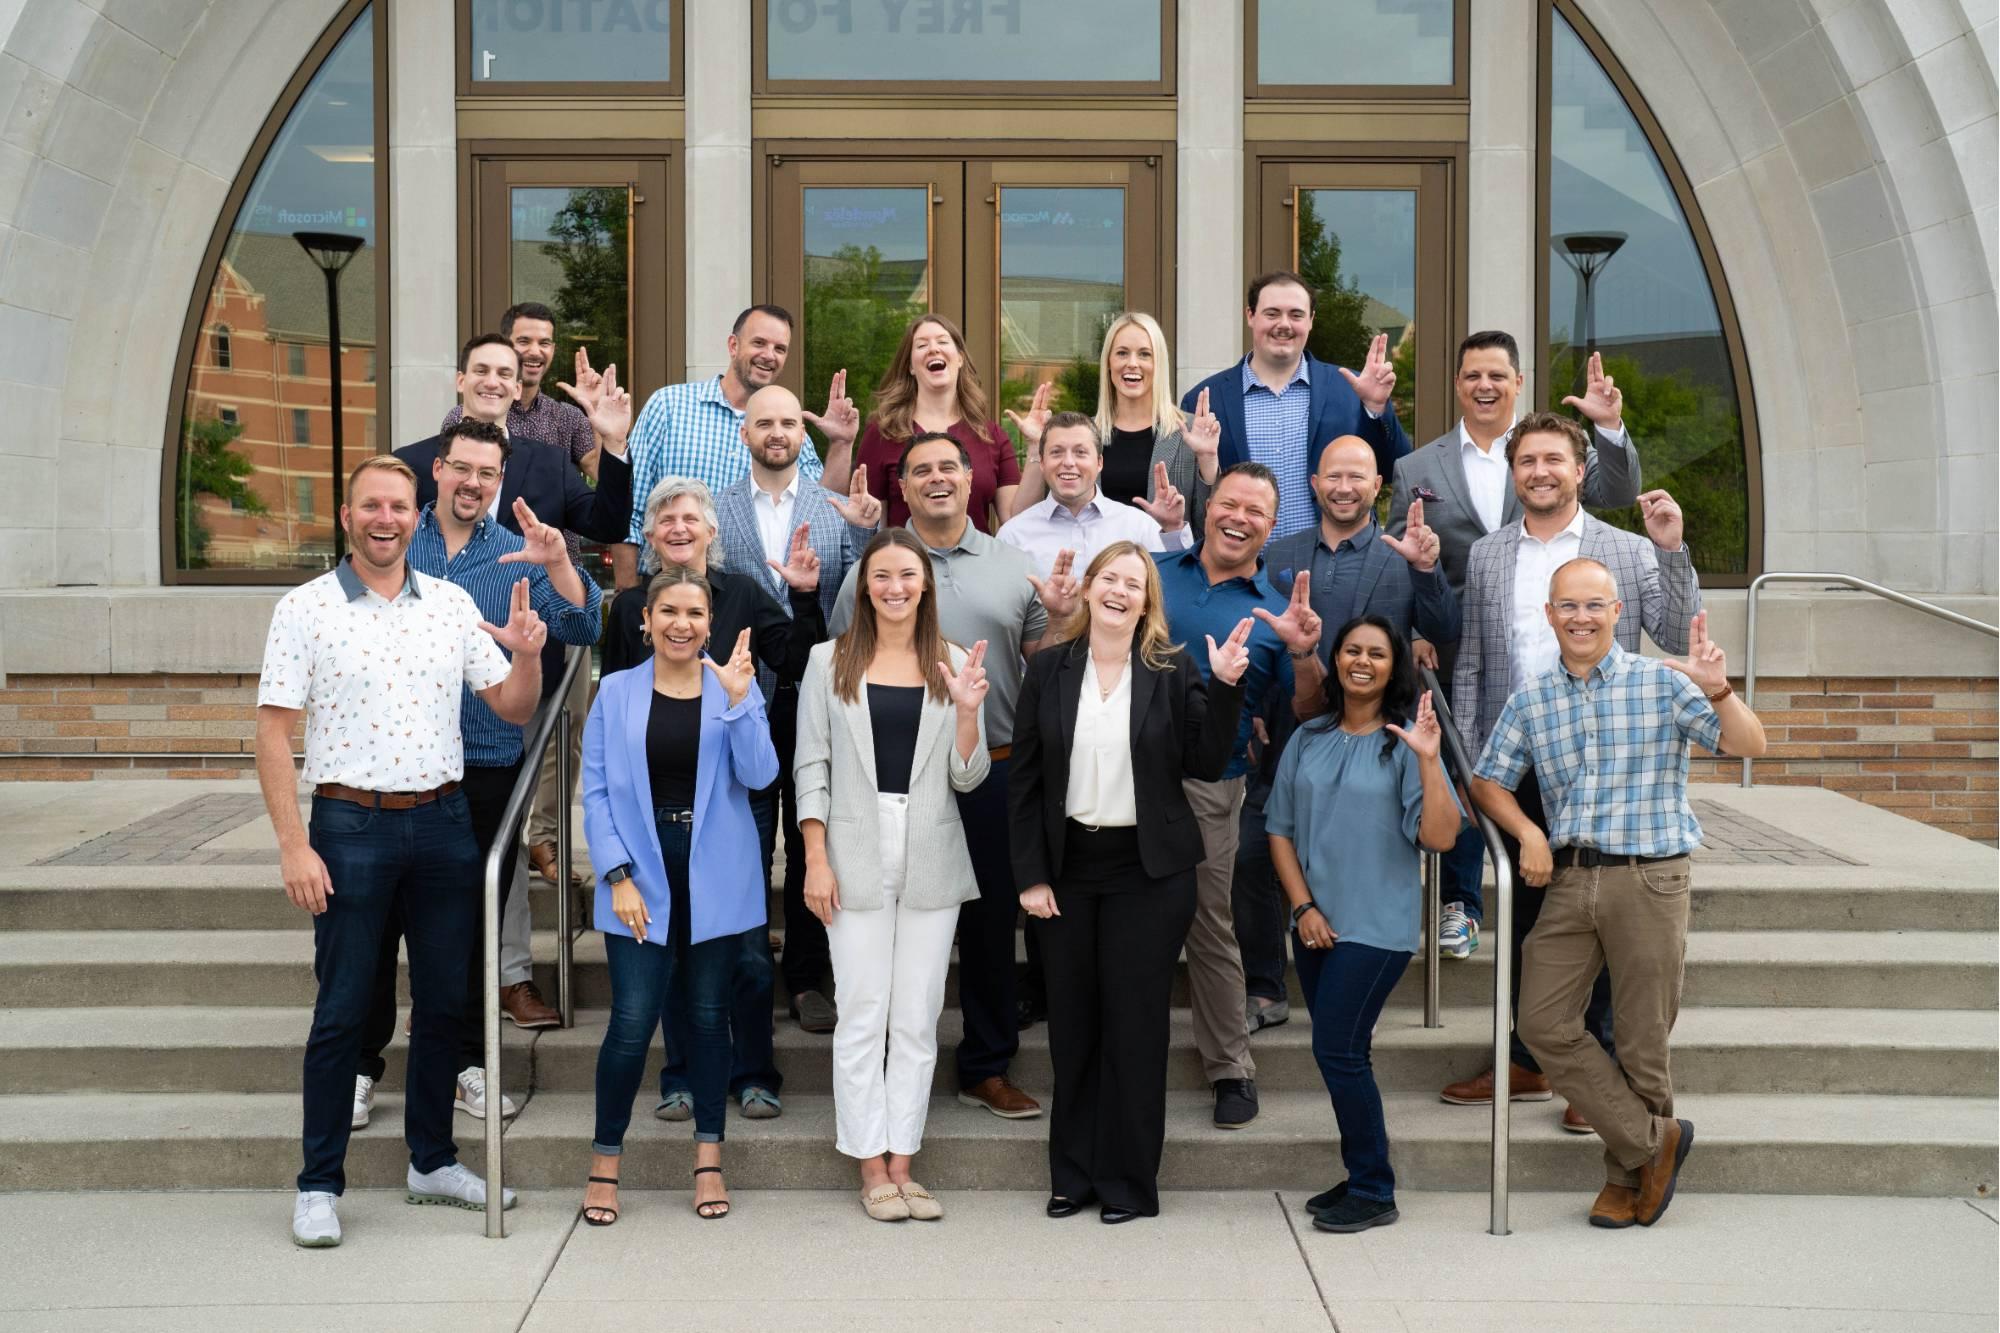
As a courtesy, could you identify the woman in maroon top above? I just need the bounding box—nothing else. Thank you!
[826,314,1021,534]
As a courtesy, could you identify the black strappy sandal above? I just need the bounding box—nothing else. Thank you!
[693,1165,730,1219]
[583,1174,619,1227]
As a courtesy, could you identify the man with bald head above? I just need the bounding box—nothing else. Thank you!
[1473,559,1764,1228]
[711,384,882,1034]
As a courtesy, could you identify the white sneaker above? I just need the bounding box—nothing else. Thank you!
[406,1160,518,1212]
[292,1190,342,1247]
[455,1066,518,1120]
[351,1074,375,1129]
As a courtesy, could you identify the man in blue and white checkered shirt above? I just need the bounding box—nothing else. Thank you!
[1471,556,1766,1233]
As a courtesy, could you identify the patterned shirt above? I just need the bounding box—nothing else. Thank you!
[256,560,511,790]
[407,508,602,768]
[1474,643,1723,857]
[1239,356,1315,540]
[627,375,825,543]
[442,393,597,564]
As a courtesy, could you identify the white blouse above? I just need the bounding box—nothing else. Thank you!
[1064,656,1137,828]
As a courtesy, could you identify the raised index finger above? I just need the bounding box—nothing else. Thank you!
[1408,496,1424,529]
[1196,386,1211,418]
[852,464,869,498]
[1291,570,1311,607]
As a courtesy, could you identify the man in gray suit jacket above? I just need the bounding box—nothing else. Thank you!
[711,385,881,1035]
[1441,409,1700,1117]
[1390,330,1643,962]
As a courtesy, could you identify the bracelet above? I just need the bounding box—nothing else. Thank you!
[1706,684,1734,702]
[1290,901,1320,927]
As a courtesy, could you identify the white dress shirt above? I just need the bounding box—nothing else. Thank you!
[1456,421,1512,534]
[1507,506,1588,695]
[751,473,801,591]
[997,490,1191,576]
[1064,656,1137,828]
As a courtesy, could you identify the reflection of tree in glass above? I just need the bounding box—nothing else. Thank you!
[1549,341,1747,575]
[802,243,925,457]
[1297,192,1415,424]
[176,414,267,569]
[539,187,629,381]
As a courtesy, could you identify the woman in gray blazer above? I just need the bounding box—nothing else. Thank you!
[795,529,991,1223]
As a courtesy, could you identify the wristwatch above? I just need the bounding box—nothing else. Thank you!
[605,864,632,886]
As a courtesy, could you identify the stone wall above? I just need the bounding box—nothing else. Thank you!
[0,673,298,779]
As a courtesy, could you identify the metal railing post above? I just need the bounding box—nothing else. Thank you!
[482,851,505,1239]
[556,706,576,1028]
[1421,851,1441,1029]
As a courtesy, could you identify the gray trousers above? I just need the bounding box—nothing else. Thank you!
[1181,776,1256,1084]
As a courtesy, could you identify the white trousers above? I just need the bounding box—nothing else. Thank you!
[825,793,960,1158]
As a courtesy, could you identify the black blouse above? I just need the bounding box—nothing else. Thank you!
[645,691,701,808]
[605,566,826,683]
[867,684,925,796]
[1104,426,1156,509]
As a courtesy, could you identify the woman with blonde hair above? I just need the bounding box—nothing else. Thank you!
[795,528,992,1221]
[1008,540,1252,1222]
[825,314,1020,534]
[1005,312,1220,533]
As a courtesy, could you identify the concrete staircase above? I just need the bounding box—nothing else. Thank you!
[0,785,1994,1199]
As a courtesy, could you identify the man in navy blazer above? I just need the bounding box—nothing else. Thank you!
[1178,271,1411,541]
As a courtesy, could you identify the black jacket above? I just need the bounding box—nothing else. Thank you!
[603,566,825,684]
[1009,638,1245,891]
[396,433,633,546]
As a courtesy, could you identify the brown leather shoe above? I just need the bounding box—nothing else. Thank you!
[1560,1103,1594,1134]
[956,1076,1041,1119]
[499,981,562,1030]
[1635,1118,1694,1226]
[1588,1182,1639,1229]
[1440,1064,1553,1105]
[527,841,560,883]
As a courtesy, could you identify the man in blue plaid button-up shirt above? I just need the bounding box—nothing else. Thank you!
[1472,557,1765,1231]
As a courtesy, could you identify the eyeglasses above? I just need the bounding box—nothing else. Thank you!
[443,459,502,487]
[1552,600,1613,616]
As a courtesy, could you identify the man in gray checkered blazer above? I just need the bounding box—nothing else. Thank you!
[712,385,881,1035]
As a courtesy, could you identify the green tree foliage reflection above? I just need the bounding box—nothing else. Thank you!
[802,243,926,457]
[540,186,630,382]
[1297,191,1416,426]
[175,414,266,569]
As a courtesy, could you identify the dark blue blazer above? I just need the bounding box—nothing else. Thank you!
[1264,525,1461,652]
[1179,353,1412,503]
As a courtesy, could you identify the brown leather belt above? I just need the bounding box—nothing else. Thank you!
[988,745,1012,762]
[314,781,461,810]
[1553,847,1684,869]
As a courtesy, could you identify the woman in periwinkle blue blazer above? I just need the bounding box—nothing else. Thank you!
[579,564,778,1227]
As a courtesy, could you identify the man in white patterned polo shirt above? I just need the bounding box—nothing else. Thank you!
[255,454,548,1249]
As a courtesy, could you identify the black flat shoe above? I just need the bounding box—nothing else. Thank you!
[1046,1192,1095,1218]
[1098,1204,1141,1224]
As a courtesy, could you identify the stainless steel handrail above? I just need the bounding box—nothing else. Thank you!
[1420,664,1516,1236]
[483,643,589,1239]
[1739,573,1998,787]
[1420,851,1441,1029]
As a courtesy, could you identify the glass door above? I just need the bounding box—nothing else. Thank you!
[767,159,965,451]
[1260,161,1453,446]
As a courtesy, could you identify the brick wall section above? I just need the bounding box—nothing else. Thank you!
[4,671,1995,841]
[0,675,302,781]
[1689,676,1998,843]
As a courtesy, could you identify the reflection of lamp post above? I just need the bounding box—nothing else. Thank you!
[295,230,365,562]
[1554,232,1626,397]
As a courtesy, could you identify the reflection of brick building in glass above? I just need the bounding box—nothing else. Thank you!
[182,231,376,572]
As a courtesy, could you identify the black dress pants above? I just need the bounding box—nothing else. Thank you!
[1038,823,1198,1217]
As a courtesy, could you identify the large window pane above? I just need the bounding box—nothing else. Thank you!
[174,7,376,574]
[469,0,671,83]
[1548,12,1749,575]
[509,185,632,384]
[1258,0,1454,87]
[800,187,931,445]
[996,187,1125,456]
[766,0,1159,83]
[1296,188,1418,428]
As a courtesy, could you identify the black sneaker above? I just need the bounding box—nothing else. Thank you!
[1311,1193,1398,1233]
[1212,1077,1259,1128]
[1306,1181,1349,1217]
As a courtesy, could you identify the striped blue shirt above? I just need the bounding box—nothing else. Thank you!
[626,375,825,543]
[408,508,603,767]
[1474,644,1723,857]
[1239,357,1315,539]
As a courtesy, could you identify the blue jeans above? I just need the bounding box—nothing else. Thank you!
[595,811,736,1146]
[300,791,479,1194]
[658,924,782,1101]
[1294,936,1410,1204]
[1442,823,1487,922]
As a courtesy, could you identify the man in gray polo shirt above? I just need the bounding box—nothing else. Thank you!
[831,431,1050,1118]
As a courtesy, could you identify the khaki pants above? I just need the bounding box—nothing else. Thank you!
[1182,776,1255,1084]
[525,665,591,852]
[1517,856,1692,1186]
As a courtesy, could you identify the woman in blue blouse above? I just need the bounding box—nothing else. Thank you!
[1266,615,1463,1235]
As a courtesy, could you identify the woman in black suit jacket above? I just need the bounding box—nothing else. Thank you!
[1010,540,1251,1222]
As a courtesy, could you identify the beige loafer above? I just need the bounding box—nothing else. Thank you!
[899,1181,943,1221]
[861,1182,909,1222]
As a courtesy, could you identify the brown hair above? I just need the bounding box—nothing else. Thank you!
[1053,540,1181,673]
[640,566,713,650]
[1505,410,1591,465]
[832,529,951,706]
[346,453,416,495]
[1247,270,1314,315]
[871,313,1000,450]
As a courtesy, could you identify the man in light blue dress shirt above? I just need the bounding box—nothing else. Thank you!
[997,412,1192,575]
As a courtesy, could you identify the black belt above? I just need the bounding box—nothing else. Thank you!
[1553,847,1685,869]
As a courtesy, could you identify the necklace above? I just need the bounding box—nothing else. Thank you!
[1091,655,1124,700]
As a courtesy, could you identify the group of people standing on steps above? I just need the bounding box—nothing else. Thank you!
[261,272,1764,1250]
